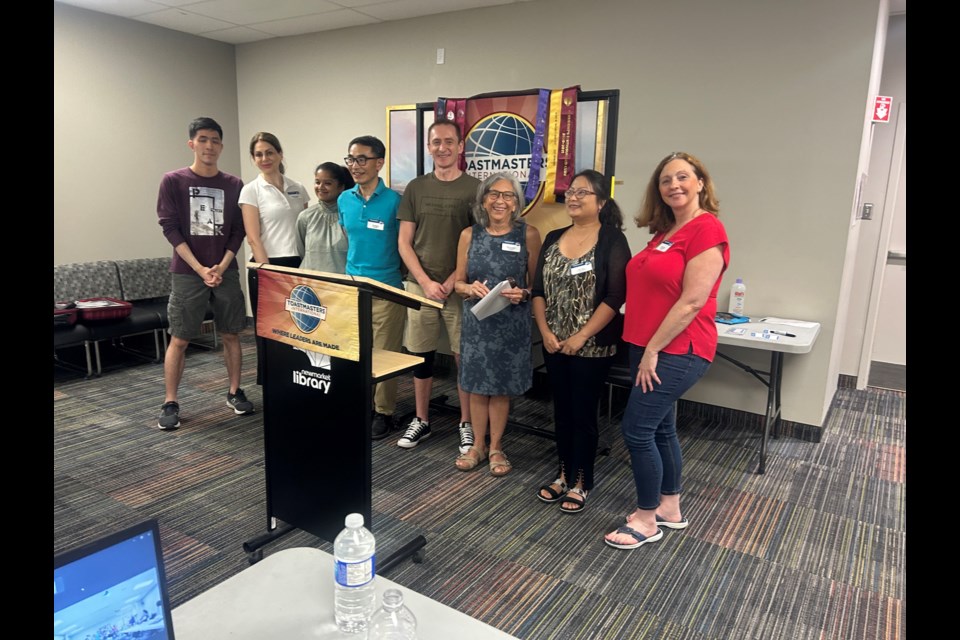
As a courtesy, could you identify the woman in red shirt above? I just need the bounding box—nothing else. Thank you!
[605,152,730,550]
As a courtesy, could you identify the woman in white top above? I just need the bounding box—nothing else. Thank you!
[239,132,310,384]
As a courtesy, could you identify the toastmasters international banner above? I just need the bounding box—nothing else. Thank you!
[256,269,360,362]
[437,87,579,236]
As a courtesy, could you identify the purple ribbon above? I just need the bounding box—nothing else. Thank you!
[525,89,550,203]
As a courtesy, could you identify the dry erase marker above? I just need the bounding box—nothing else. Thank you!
[765,330,796,338]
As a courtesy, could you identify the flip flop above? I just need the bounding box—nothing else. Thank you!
[656,515,689,530]
[604,526,664,550]
[489,450,512,477]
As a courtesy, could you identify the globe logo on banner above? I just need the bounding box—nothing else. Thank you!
[465,113,542,214]
[286,285,327,334]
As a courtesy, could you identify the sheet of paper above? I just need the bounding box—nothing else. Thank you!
[758,317,818,328]
[470,279,512,320]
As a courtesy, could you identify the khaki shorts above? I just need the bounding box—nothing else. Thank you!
[404,281,462,354]
[168,271,246,339]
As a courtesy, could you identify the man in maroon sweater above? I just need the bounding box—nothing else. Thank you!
[155,117,253,430]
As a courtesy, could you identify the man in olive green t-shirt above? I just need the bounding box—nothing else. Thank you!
[396,119,480,453]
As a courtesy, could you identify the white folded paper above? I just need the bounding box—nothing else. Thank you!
[758,317,819,329]
[470,279,512,320]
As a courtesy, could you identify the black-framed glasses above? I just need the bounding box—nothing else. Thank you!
[485,190,518,202]
[564,188,596,199]
[344,155,380,166]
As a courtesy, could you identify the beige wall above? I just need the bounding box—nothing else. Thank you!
[235,0,882,426]
[54,2,241,265]
[54,0,887,427]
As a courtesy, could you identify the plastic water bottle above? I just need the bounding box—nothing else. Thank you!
[367,589,418,640]
[334,513,377,633]
[728,278,746,316]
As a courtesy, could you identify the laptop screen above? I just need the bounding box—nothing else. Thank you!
[54,519,176,640]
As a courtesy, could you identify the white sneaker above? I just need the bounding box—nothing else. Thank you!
[397,417,431,449]
[458,421,474,454]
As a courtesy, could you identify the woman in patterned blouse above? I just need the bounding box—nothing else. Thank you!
[531,170,631,513]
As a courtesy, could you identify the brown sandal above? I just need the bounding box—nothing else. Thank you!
[489,450,512,477]
[455,446,487,471]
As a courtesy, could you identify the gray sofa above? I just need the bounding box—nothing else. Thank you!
[54,258,217,377]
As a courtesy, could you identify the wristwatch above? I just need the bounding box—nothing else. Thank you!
[521,289,530,303]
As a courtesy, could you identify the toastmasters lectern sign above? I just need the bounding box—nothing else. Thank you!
[256,269,360,361]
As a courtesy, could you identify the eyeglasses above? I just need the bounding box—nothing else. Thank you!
[344,155,380,166]
[564,188,596,199]
[485,190,518,202]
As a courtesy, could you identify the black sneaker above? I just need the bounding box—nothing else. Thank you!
[158,401,180,430]
[458,421,474,454]
[226,388,255,415]
[371,413,393,440]
[397,417,431,449]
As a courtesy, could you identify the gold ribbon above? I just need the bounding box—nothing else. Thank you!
[542,89,563,203]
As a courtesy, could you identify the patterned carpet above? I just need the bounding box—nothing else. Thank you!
[53,330,905,639]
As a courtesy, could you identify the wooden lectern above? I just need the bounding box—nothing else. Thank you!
[242,264,442,564]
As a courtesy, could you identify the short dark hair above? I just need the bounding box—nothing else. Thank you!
[315,162,355,190]
[189,117,223,140]
[428,118,463,143]
[347,135,385,159]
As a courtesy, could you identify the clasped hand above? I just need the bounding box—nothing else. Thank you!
[542,330,587,355]
[201,265,223,288]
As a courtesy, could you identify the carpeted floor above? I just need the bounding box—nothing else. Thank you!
[53,330,905,639]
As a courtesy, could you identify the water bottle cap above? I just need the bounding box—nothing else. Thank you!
[345,513,364,528]
[735,278,743,283]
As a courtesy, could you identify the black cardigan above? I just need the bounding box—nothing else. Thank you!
[531,223,631,347]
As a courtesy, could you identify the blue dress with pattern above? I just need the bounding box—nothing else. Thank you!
[459,222,532,396]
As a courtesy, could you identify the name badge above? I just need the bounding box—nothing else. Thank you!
[367,219,385,231]
[287,190,301,198]
[570,261,594,275]
[501,241,521,253]
[655,240,673,252]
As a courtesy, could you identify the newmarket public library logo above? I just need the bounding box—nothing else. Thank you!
[464,112,543,215]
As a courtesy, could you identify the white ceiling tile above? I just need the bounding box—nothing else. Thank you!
[134,7,236,33]
[146,0,204,7]
[359,0,512,22]
[57,0,540,43]
[185,0,342,25]
[251,9,380,37]
[196,24,278,44]
[56,0,169,18]
[326,0,396,7]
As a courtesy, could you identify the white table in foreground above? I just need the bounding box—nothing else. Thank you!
[714,317,821,474]
[172,547,518,640]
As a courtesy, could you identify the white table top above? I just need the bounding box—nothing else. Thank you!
[172,547,518,640]
[716,316,821,354]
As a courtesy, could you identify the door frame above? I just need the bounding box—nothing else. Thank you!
[856,103,906,389]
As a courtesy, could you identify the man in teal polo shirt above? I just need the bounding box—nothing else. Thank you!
[338,135,405,439]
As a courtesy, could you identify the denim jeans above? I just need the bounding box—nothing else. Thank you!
[620,344,711,509]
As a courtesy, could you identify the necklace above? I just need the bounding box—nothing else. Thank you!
[568,222,600,247]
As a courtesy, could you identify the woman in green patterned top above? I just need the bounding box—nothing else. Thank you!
[531,170,631,514]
